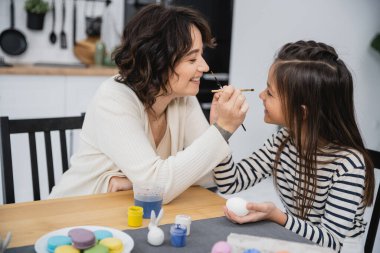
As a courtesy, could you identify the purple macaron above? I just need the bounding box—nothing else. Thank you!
[68,228,96,249]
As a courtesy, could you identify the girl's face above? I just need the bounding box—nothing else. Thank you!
[259,64,286,126]
[167,25,209,98]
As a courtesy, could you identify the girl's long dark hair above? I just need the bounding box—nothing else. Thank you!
[113,4,215,111]
[272,40,374,219]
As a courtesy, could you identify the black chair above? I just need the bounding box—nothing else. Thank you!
[0,115,85,204]
[365,149,380,253]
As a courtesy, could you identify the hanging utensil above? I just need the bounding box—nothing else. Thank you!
[85,0,102,37]
[60,0,67,49]
[0,0,28,55]
[49,0,56,44]
[73,0,77,46]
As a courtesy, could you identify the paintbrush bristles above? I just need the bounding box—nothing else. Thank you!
[211,88,255,93]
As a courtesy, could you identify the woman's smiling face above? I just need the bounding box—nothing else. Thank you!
[167,25,209,98]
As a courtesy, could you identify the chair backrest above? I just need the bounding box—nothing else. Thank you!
[365,149,380,253]
[0,115,85,204]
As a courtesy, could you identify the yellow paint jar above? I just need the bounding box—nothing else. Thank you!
[128,206,143,227]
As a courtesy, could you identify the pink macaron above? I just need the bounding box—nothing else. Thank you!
[68,228,96,249]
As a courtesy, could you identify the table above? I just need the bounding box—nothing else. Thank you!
[0,186,225,248]
[0,186,329,253]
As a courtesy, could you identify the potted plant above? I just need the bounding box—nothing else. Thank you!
[371,33,380,54]
[24,0,49,30]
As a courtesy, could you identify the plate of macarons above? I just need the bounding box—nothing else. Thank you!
[34,225,134,253]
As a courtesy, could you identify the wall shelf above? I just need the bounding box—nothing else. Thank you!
[0,65,118,76]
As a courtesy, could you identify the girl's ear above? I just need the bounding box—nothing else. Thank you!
[301,105,308,120]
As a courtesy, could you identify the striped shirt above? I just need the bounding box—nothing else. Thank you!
[213,128,367,252]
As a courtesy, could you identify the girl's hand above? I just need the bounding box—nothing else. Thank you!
[209,92,221,125]
[223,201,287,225]
[108,176,133,192]
[216,86,249,133]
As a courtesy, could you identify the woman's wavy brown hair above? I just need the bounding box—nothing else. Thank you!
[113,4,215,111]
[272,40,375,219]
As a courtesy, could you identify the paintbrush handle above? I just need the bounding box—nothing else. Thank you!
[211,88,255,93]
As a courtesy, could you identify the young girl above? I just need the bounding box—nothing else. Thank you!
[212,40,375,252]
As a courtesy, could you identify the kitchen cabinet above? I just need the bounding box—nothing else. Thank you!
[0,68,113,203]
[0,66,116,118]
[0,75,66,118]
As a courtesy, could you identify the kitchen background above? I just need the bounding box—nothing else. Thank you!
[0,0,379,251]
[0,0,125,64]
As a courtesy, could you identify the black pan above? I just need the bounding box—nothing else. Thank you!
[0,0,27,56]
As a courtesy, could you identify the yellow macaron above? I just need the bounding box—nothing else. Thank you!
[54,245,80,253]
[99,238,123,253]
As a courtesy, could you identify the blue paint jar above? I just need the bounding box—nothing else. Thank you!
[134,197,162,219]
[243,249,261,253]
[133,184,163,219]
[170,224,187,247]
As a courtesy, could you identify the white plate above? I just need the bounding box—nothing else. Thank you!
[34,225,134,253]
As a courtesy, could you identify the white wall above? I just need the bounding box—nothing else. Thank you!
[228,1,380,252]
[229,0,380,160]
[0,0,124,64]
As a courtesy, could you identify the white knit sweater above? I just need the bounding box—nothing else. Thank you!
[49,77,231,203]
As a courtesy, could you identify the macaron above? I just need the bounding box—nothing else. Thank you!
[83,244,110,253]
[47,235,72,253]
[99,238,123,253]
[94,230,113,241]
[68,228,96,249]
[54,245,80,253]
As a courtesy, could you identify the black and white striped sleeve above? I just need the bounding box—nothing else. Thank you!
[213,132,278,194]
[284,164,366,252]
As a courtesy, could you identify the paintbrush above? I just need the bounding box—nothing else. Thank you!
[210,71,247,131]
[211,88,255,93]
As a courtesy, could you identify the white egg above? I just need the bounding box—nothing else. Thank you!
[147,227,165,246]
[226,197,249,216]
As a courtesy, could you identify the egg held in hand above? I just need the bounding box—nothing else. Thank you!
[226,197,249,216]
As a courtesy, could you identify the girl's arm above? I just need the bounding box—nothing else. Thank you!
[283,166,366,252]
[225,164,366,252]
[213,131,279,194]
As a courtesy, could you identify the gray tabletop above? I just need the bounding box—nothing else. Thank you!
[6,216,312,253]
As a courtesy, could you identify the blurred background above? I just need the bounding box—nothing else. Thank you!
[0,0,379,251]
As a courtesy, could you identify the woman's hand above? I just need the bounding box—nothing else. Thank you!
[108,176,133,192]
[215,86,249,133]
[224,201,287,226]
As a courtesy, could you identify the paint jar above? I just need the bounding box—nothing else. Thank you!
[127,206,143,227]
[175,214,191,236]
[243,249,261,253]
[170,224,187,247]
[133,183,164,219]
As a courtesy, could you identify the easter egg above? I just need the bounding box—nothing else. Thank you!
[211,241,232,253]
[226,197,249,216]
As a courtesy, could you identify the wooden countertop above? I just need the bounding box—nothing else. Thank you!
[0,64,118,76]
[0,186,225,248]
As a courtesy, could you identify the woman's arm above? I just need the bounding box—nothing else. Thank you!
[88,85,243,203]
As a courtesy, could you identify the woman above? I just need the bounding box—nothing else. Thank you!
[49,4,248,203]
